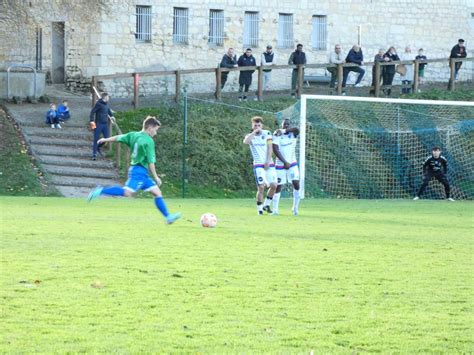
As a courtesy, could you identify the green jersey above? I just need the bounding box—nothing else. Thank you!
[117,131,156,167]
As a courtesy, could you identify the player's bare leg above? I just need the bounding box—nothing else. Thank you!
[256,184,265,215]
[263,182,277,214]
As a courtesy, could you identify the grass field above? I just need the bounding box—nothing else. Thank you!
[1,196,473,352]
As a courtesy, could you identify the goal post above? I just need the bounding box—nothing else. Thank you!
[290,95,474,199]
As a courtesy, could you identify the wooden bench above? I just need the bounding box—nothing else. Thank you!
[304,75,331,86]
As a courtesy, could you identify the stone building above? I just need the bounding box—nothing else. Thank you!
[1,0,473,96]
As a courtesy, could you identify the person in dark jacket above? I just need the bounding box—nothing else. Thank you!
[219,48,238,90]
[369,48,388,95]
[45,103,60,129]
[448,39,466,88]
[382,46,400,96]
[237,48,257,101]
[89,92,115,160]
[288,44,306,97]
[414,147,453,201]
[342,44,365,88]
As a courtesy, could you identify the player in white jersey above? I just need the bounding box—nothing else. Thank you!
[243,116,277,215]
[272,119,301,215]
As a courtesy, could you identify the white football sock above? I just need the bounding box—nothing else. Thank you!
[273,192,281,212]
[293,189,300,210]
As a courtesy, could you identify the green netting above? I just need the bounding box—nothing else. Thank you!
[277,97,474,199]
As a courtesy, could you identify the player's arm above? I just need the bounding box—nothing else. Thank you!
[441,157,448,174]
[148,163,162,187]
[243,129,259,144]
[422,158,430,175]
[264,138,273,170]
[287,127,300,136]
[97,134,123,145]
[272,143,290,168]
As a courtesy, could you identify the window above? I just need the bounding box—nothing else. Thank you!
[312,15,327,50]
[278,13,293,48]
[135,5,152,42]
[243,12,259,48]
[209,9,224,46]
[173,8,189,44]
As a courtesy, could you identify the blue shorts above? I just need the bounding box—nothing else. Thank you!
[124,165,157,192]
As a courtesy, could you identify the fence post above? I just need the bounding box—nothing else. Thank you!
[91,76,98,107]
[374,62,381,97]
[448,58,455,91]
[215,67,222,99]
[175,70,181,102]
[297,65,304,98]
[257,66,263,101]
[133,73,140,109]
[413,61,419,93]
[336,64,343,95]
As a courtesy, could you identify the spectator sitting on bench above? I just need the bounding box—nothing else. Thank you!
[342,44,365,89]
[327,44,345,89]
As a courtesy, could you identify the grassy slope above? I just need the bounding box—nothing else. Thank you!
[1,197,472,352]
[0,108,57,196]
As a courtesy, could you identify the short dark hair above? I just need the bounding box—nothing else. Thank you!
[458,39,465,43]
[101,92,109,99]
[297,44,303,48]
[143,115,161,130]
[251,116,263,124]
[246,48,252,51]
[432,146,441,151]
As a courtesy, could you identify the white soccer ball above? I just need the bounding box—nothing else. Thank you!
[200,213,217,228]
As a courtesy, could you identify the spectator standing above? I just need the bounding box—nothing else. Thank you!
[237,48,257,101]
[342,44,365,88]
[288,44,306,97]
[327,44,345,91]
[57,99,70,123]
[450,39,467,79]
[89,92,115,160]
[382,46,400,96]
[219,48,238,90]
[370,48,387,95]
[261,44,277,90]
[415,48,428,91]
[400,46,414,94]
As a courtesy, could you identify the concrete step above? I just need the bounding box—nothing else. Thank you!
[19,120,92,128]
[42,164,117,179]
[37,155,115,169]
[49,175,119,188]
[28,136,91,147]
[23,126,93,139]
[32,144,92,158]
[55,185,94,198]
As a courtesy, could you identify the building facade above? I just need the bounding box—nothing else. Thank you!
[1,0,473,95]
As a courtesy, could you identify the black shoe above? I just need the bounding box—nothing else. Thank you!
[263,205,272,214]
[92,155,97,161]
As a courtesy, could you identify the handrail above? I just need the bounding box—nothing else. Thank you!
[91,57,472,106]
[7,64,37,100]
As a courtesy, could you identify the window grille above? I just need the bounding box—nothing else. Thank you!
[135,5,152,43]
[243,11,259,48]
[278,13,293,48]
[312,15,327,50]
[209,9,224,46]
[173,7,189,44]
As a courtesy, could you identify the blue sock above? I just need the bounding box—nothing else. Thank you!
[101,186,125,196]
[154,197,169,217]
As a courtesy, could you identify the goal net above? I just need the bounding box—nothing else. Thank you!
[276,95,474,200]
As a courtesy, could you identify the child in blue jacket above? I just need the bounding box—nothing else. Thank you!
[57,100,70,123]
[45,103,60,129]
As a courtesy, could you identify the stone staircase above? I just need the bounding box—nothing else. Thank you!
[5,89,121,197]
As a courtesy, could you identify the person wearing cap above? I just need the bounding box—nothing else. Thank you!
[261,45,277,90]
[449,39,466,80]
[288,44,307,97]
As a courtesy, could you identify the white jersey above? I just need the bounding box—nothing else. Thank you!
[248,130,274,166]
[273,132,297,167]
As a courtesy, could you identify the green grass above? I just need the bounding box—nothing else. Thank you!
[1,197,472,352]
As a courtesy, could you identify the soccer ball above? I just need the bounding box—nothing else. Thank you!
[200,213,217,228]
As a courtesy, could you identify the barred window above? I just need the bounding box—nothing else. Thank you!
[243,11,259,48]
[209,9,224,46]
[173,8,189,44]
[278,13,293,48]
[312,15,327,50]
[135,5,152,43]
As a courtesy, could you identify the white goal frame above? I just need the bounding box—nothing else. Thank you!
[299,94,474,198]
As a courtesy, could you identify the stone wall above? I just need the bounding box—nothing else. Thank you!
[2,0,473,96]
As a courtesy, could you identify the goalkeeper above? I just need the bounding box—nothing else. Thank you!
[414,147,454,201]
